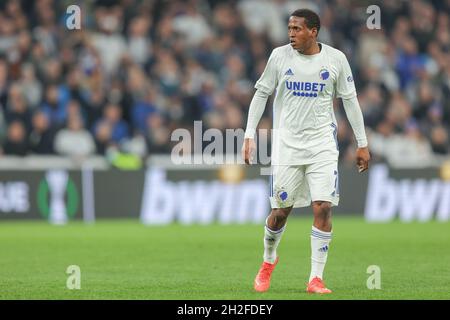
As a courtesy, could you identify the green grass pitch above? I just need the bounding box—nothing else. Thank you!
[0,217,449,300]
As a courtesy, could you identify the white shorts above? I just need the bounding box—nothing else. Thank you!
[269,161,339,208]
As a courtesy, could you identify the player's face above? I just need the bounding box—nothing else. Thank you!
[288,16,317,53]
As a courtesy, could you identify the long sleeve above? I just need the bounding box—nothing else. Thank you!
[342,96,368,148]
[244,49,280,139]
[244,89,269,139]
[336,50,368,148]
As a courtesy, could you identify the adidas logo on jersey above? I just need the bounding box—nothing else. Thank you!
[285,68,294,76]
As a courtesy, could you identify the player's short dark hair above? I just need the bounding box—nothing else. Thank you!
[291,9,321,35]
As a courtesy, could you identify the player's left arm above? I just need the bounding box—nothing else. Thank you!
[336,52,370,173]
[342,96,370,172]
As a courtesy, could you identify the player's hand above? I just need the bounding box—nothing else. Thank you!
[356,147,370,173]
[242,138,256,165]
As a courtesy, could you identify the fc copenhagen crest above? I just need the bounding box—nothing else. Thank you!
[319,68,329,80]
[275,187,289,206]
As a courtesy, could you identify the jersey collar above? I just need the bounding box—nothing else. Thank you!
[294,42,324,60]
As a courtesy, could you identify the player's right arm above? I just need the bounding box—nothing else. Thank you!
[242,89,268,164]
[242,50,279,165]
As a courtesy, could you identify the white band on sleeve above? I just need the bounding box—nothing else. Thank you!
[342,96,368,148]
[244,89,269,139]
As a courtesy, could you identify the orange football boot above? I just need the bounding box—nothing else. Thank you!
[254,257,279,292]
[306,276,332,294]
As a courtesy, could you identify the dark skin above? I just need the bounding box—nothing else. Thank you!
[242,16,371,232]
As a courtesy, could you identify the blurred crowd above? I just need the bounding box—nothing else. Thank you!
[0,0,449,167]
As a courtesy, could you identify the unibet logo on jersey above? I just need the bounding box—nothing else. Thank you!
[284,68,328,98]
[285,81,326,97]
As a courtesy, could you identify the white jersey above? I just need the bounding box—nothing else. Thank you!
[255,43,357,165]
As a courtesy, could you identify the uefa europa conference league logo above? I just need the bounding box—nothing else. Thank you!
[37,170,79,224]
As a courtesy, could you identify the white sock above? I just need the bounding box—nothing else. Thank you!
[263,218,286,264]
[309,226,332,282]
